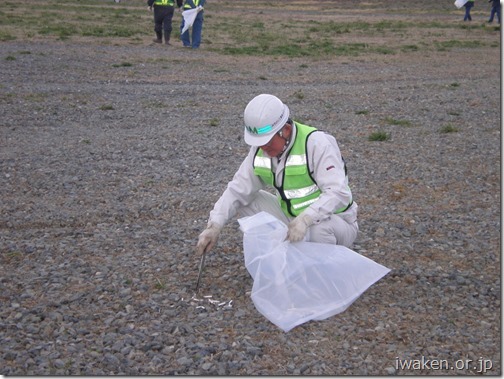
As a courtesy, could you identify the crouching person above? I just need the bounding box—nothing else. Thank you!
[196,94,358,255]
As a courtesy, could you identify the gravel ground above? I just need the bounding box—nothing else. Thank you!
[0,5,501,375]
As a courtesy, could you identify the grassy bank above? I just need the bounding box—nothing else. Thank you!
[0,0,499,57]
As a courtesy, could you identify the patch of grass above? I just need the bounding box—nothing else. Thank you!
[375,46,395,55]
[4,251,23,264]
[0,93,16,104]
[99,104,114,111]
[0,31,16,41]
[5,55,16,61]
[383,117,412,127]
[112,62,133,67]
[401,44,419,52]
[333,42,370,56]
[209,118,219,127]
[294,90,305,100]
[24,93,46,102]
[147,101,167,109]
[368,131,390,141]
[440,124,459,133]
[434,39,484,51]
[39,23,77,40]
[375,20,408,31]
[355,110,370,115]
[82,26,138,38]
[154,277,166,290]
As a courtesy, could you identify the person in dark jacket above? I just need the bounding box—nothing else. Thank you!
[488,0,501,23]
[147,0,183,45]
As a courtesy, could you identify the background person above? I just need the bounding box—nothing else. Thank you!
[148,0,183,45]
[196,94,359,256]
[488,0,500,23]
[180,0,206,49]
[464,0,475,21]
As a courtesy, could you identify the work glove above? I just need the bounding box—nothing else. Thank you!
[196,222,222,255]
[287,213,313,243]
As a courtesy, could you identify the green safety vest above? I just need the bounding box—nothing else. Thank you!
[184,0,201,9]
[253,122,352,217]
[155,0,174,6]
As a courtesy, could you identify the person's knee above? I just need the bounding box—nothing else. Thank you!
[308,217,358,247]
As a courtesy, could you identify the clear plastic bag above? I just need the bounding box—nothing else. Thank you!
[238,211,390,332]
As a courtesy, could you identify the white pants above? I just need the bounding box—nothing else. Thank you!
[238,190,359,248]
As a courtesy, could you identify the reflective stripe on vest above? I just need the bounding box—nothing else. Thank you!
[184,0,200,9]
[155,0,174,5]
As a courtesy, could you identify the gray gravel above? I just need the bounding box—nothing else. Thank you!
[0,24,501,375]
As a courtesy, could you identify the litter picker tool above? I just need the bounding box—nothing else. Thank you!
[195,251,206,292]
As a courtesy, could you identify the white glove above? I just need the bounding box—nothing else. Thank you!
[287,213,313,243]
[196,222,222,255]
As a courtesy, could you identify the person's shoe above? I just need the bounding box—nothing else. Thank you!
[153,38,162,43]
[165,41,172,46]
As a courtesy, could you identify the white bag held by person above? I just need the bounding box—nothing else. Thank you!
[238,211,390,332]
[181,6,203,35]
[454,0,468,9]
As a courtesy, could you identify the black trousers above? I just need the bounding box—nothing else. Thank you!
[153,5,174,41]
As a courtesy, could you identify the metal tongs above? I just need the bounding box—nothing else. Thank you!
[195,251,206,293]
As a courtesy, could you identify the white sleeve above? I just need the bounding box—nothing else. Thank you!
[301,132,353,223]
[208,148,265,227]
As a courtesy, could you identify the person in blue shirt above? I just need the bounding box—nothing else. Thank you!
[180,0,206,49]
[488,0,501,23]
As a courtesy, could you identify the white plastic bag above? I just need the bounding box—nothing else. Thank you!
[181,6,203,35]
[454,0,468,9]
[238,211,390,332]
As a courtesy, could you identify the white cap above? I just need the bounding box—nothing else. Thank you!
[243,94,290,146]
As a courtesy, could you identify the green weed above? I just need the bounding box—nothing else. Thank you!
[440,124,459,133]
[112,62,133,67]
[384,117,412,127]
[368,131,390,141]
